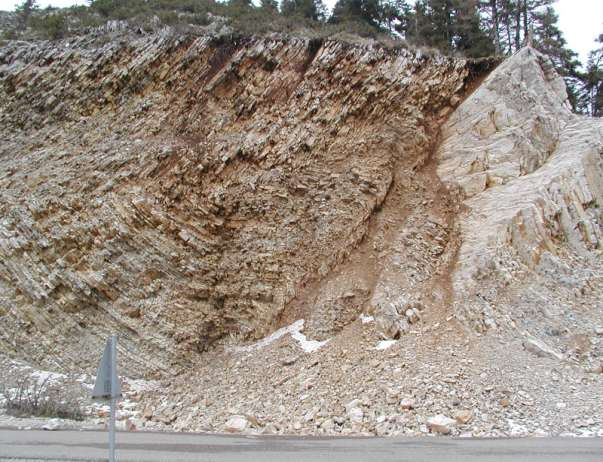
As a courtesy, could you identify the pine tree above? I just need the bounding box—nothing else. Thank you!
[386,0,412,36]
[480,0,557,54]
[403,0,431,44]
[403,0,493,57]
[488,0,501,54]
[531,6,581,109]
[452,0,494,57]
[260,0,278,13]
[426,0,454,51]
[15,0,38,32]
[578,34,603,117]
[228,0,253,8]
[330,0,392,29]
[531,7,579,73]
[281,0,327,21]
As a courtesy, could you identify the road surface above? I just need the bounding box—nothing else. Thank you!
[1,429,602,461]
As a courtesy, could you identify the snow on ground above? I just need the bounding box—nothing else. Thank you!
[0,353,161,433]
[30,369,67,385]
[290,326,330,353]
[359,314,374,324]
[231,319,329,353]
[375,340,398,350]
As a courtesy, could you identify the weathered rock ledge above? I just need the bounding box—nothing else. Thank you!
[0,29,496,374]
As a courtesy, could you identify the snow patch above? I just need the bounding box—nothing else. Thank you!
[359,314,374,324]
[31,369,67,385]
[231,320,329,353]
[375,340,397,350]
[290,327,329,353]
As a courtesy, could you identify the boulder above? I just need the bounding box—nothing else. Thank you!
[42,419,62,431]
[523,337,564,361]
[224,415,248,433]
[454,410,473,425]
[374,303,410,339]
[348,407,364,424]
[426,415,456,434]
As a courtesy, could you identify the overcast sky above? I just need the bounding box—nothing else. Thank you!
[0,0,601,64]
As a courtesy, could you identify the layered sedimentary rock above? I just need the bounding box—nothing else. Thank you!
[0,27,600,384]
[0,29,495,374]
[436,47,603,331]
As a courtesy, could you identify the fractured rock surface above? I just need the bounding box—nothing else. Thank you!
[437,47,603,333]
[0,30,601,437]
[0,29,493,373]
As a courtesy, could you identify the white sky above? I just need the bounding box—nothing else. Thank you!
[555,0,602,64]
[0,0,601,64]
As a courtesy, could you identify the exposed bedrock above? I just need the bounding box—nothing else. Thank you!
[0,30,497,374]
[437,47,603,332]
[2,30,600,377]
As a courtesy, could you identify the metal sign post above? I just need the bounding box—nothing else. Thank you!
[92,335,121,462]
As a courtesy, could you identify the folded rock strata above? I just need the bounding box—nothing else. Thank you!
[0,29,600,383]
[0,30,495,374]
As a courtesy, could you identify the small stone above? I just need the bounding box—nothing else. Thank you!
[345,399,362,413]
[333,416,345,425]
[117,418,136,431]
[262,424,278,434]
[159,410,176,425]
[303,410,315,422]
[42,419,62,431]
[281,356,297,366]
[454,410,473,425]
[426,415,456,434]
[400,398,415,410]
[224,415,248,433]
[348,407,364,424]
[321,418,334,430]
[595,327,603,336]
[500,398,511,408]
[246,414,260,428]
[126,307,141,319]
[523,337,564,360]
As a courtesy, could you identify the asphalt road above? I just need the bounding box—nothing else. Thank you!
[1,429,602,462]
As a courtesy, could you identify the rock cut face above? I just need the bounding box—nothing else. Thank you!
[437,47,603,332]
[1,30,600,378]
[0,31,494,374]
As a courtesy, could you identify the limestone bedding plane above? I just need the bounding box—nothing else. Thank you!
[0,30,602,438]
[436,47,603,335]
[0,29,494,375]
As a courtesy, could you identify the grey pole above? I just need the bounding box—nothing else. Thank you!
[109,335,117,462]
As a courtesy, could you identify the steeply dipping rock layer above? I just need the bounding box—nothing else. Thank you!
[0,30,494,374]
[437,47,603,332]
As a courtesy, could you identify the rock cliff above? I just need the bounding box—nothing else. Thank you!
[437,47,603,333]
[0,29,495,374]
[0,29,602,437]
